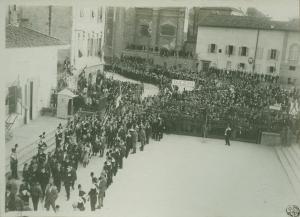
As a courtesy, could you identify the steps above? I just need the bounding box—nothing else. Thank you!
[275,144,300,198]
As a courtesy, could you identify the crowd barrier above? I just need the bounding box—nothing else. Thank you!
[163,116,281,144]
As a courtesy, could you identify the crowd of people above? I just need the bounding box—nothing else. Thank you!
[110,55,300,140]
[125,44,195,59]
[6,71,165,212]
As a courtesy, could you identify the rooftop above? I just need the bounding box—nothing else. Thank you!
[198,15,300,32]
[6,25,66,48]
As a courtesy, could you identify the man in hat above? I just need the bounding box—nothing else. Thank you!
[10,146,18,179]
[63,165,75,200]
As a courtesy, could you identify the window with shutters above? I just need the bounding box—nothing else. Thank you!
[288,44,300,63]
[270,49,278,60]
[226,45,234,55]
[208,44,217,53]
[268,66,276,73]
[239,46,248,56]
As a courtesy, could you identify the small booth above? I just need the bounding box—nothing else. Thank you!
[57,88,77,119]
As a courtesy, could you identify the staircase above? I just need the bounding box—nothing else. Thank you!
[275,143,300,198]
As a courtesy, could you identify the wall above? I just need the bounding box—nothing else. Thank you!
[5,46,58,128]
[71,5,105,75]
[196,26,285,74]
[280,31,300,86]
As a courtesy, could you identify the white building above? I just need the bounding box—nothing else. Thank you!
[195,15,300,86]
[5,24,68,128]
[71,5,106,82]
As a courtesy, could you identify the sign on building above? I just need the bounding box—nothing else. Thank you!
[172,79,195,92]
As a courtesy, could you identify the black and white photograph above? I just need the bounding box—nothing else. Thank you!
[1,0,300,216]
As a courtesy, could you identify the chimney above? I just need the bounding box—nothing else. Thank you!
[10,5,19,27]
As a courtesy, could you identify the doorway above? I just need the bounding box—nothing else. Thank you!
[67,99,72,116]
[202,61,211,71]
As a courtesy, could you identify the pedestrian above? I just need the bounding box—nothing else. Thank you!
[63,165,74,201]
[88,178,98,211]
[97,176,107,209]
[225,124,232,146]
[10,147,18,179]
[30,181,43,211]
[44,178,58,212]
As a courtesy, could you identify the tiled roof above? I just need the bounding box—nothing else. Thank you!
[6,25,66,48]
[198,15,300,32]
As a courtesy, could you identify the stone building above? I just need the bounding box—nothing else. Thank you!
[5,23,68,128]
[195,15,300,86]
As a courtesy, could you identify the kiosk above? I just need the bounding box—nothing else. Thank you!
[57,88,77,119]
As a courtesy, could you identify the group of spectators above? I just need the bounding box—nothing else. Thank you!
[125,44,194,59]
[6,71,165,212]
[110,55,300,141]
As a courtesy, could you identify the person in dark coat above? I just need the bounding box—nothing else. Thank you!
[30,181,43,211]
[10,147,18,179]
[125,131,132,158]
[63,165,75,200]
[52,163,63,192]
[88,178,98,211]
[225,125,232,146]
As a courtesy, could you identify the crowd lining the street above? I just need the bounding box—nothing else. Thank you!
[6,54,300,212]
[110,56,300,139]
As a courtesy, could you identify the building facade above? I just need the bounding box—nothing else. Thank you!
[71,5,105,78]
[5,24,67,128]
[195,15,300,86]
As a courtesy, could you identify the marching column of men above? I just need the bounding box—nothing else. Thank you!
[6,80,165,212]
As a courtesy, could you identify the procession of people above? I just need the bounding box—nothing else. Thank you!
[6,71,165,212]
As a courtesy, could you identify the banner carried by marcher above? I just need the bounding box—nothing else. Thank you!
[172,79,195,92]
[269,103,281,111]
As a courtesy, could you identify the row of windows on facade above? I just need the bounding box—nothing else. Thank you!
[207,44,300,63]
[78,37,102,58]
[228,63,296,73]
[79,7,103,23]
[225,61,278,73]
